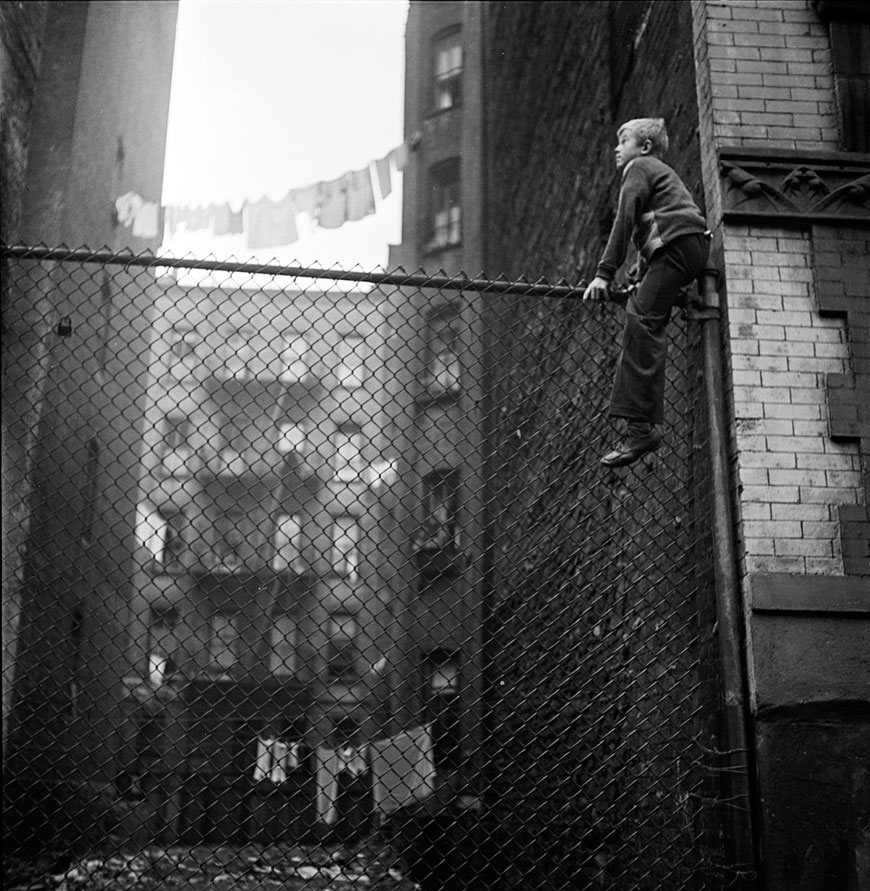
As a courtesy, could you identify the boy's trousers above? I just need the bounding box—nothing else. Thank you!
[609,231,710,425]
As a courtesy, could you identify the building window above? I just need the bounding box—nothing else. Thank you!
[280,330,310,382]
[428,159,461,251]
[156,415,195,478]
[148,606,178,685]
[137,505,165,564]
[815,1,870,152]
[336,334,366,389]
[219,327,255,379]
[210,509,246,573]
[423,650,462,768]
[166,323,199,377]
[270,613,298,677]
[332,424,365,482]
[330,516,360,580]
[159,414,192,452]
[414,469,460,554]
[214,416,253,476]
[433,29,462,110]
[326,613,358,681]
[423,311,461,397]
[209,613,242,675]
[277,420,309,456]
[136,506,186,573]
[331,717,363,749]
[273,514,304,572]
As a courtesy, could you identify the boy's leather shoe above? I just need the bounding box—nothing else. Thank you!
[600,426,662,468]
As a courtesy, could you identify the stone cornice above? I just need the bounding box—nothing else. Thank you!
[719,147,870,227]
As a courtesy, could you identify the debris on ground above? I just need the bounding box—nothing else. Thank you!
[3,842,420,891]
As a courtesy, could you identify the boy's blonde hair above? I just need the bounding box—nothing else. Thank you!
[617,118,669,156]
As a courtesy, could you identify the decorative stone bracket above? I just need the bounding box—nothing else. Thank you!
[719,148,870,227]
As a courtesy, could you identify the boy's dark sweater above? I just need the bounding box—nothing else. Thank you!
[596,155,707,281]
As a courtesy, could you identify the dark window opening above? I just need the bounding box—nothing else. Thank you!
[414,469,460,554]
[423,650,461,769]
[273,514,303,573]
[333,423,364,481]
[219,326,255,379]
[210,508,246,573]
[330,516,360,580]
[160,415,192,453]
[327,613,358,681]
[331,717,362,748]
[422,308,462,397]
[816,1,870,152]
[209,612,242,675]
[433,28,463,111]
[270,612,298,677]
[427,159,461,251]
[148,606,178,683]
[161,511,187,573]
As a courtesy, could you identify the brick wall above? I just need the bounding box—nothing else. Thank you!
[0,0,48,744]
[723,225,861,575]
[694,2,870,885]
[694,0,867,578]
[484,0,703,283]
[479,3,728,885]
[702,0,840,151]
[4,2,179,851]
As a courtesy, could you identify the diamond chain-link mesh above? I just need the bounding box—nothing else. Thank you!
[3,246,734,890]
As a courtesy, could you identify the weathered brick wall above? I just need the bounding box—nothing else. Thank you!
[701,0,839,152]
[4,1,179,852]
[693,2,870,885]
[1,0,48,743]
[484,0,704,283]
[723,225,860,575]
[693,0,867,577]
[479,2,726,886]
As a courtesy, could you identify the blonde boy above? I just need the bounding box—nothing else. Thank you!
[584,118,710,467]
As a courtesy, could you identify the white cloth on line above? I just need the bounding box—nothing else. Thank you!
[369,724,435,818]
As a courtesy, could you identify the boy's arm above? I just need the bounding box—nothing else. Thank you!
[595,163,650,282]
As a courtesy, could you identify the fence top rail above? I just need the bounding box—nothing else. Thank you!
[1,243,592,300]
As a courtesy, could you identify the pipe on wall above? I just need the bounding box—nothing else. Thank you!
[698,268,758,888]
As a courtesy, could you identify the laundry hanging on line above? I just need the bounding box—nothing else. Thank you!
[311,723,435,825]
[315,744,370,825]
[253,737,302,784]
[369,724,435,819]
[163,143,407,249]
[115,192,160,240]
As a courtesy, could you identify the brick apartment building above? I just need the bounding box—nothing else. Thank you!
[2,0,179,844]
[118,277,427,840]
[400,0,867,886]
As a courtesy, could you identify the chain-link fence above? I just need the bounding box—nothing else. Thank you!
[3,245,744,890]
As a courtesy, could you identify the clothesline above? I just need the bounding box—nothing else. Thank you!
[163,143,408,250]
[252,723,435,825]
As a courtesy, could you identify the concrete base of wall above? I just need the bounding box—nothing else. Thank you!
[747,573,870,890]
[755,717,870,891]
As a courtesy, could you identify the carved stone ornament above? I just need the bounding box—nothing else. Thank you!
[719,148,870,226]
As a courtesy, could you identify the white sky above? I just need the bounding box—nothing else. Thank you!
[160,0,408,271]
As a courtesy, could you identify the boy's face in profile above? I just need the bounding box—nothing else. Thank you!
[614,128,649,171]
